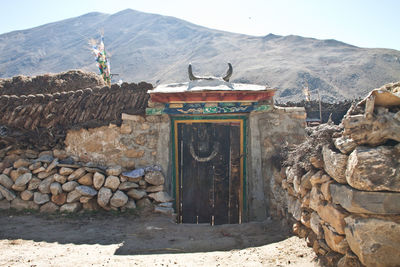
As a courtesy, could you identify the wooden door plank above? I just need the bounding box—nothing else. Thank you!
[196,123,213,223]
[181,124,197,223]
[229,123,241,224]
[212,124,230,225]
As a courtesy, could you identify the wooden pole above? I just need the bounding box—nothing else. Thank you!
[317,89,322,123]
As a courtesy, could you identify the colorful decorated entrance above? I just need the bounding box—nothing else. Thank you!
[172,116,246,225]
[147,63,275,224]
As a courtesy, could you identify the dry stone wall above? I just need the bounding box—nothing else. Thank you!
[0,149,174,215]
[277,83,400,267]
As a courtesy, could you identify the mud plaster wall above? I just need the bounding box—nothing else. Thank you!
[64,113,172,194]
[248,107,307,221]
[65,107,307,221]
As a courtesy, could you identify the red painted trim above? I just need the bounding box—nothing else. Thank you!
[150,90,275,103]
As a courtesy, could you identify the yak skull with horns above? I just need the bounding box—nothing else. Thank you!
[188,63,233,82]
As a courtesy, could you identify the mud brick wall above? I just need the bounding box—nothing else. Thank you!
[275,92,400,266]
[0,149,174,215]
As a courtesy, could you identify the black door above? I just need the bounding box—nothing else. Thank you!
[177,122,241,225]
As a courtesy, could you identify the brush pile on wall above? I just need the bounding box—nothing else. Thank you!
[0,148,173,215]
[279,81,400,266]
[0,70,151,150]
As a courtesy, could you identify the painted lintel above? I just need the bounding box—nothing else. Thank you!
[146,103,271,115]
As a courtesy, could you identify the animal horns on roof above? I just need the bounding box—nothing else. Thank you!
[188,63,233,82]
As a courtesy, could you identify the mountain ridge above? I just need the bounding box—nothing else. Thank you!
[0,8,399,102]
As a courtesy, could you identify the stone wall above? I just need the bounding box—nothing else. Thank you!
[0,149,174,215]
[276,89,400,266]
[64,113,172,194]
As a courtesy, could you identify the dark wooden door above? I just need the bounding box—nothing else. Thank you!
[177,122,241,225]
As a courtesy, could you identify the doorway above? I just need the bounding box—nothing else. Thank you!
[172,116,246,225]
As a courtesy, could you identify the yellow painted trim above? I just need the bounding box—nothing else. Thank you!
[239,119,244,223]
[174,118,244,223]
[174,120,180,221]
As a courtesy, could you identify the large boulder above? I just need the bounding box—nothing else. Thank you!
[342,106,400,146]
[38,176,54,194]
[14,172,32,187]
[33,192,50,205]
[66,190,82,203]
[20,190,34,201]
[11,183,26,192]
[148,191,173,203]
[60,202,81,213]
[10,167,30,181]
[53,174,67,184]
[75,186,97,197]
[110,190,128,207]
[345,215,400,267]
[127,189,147,200]
[322,145,348,184]
[13,158,31,169]
[0,184,16,201]
[93,172,105,190]
[309,187,324,211]
[287,196,301,221]
[144,171,165,186]
[346,145,400,192]
[67,167,86,181]
[118,181,139,191]
[104,176,120,191]
[27,177,41,191]
[62,181,79,192]
[330,183,400,214]
[334,136,357,154]
[310,211,323,239]
[316,203,348,235]
[0,174,14,189]
[322,224,349,254]
[77,173,93,186]
[97,187,112,208]
[50,182,63,196]
[106,166,122,176]
[59,167,74,176]
[51,193,67,205]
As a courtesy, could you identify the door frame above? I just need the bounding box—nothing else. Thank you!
[171,115,248,223]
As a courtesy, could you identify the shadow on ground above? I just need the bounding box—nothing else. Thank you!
[0,210,291,256]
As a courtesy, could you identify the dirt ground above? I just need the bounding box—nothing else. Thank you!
[0,211,319,267]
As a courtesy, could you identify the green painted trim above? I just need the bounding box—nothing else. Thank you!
[146,107,164,115]
[243,117,248,221]
[147,103,269,115]
[254,104,271,111]
[171,114,247,121]
[171,119,177,210]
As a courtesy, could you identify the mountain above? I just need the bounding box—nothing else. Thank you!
[0,9,399,102]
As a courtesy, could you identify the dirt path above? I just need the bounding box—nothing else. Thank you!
[0,211,319,266]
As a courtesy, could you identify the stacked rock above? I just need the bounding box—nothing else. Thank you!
[279,87,400,267]
[0,149,173,215]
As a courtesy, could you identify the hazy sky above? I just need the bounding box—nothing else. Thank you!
[1,0,399,50]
